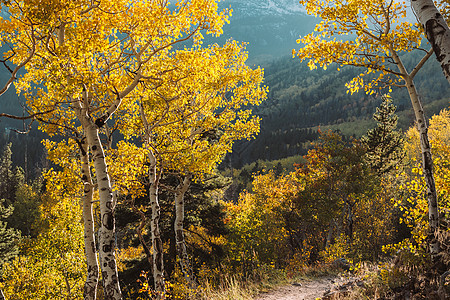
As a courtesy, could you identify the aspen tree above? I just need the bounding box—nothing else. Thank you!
[0,1,233,299]
[77,135,98,300]
[294,0,440,256]
[412,0,450,84]
[150,44,264,292]
[116,41,266,296]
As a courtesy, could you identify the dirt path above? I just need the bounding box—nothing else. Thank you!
[254,276,353,300]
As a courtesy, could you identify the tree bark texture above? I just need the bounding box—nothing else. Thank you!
[139,101,166,298]
[174,175,194,286]
[405,78,440,255]
[344,197,354,243]
[85,125,121,300]
[79,136,99,300]
[412,0,450,85]
[148,148,166,299]
[76,109,122,300]
[392,48,440,255]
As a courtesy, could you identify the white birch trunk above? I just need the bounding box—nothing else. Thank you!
[75,104,122,299]
[174,175,194,286]
[85,125,121,300]
[147,148,166,299]
[79,136,99,300]
[411,0,450,84]
[404,76,440,255]
[139,102,166,297]
[392,48,440,255]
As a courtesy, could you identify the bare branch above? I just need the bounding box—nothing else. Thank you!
[0,109,53,120]
[410,47,434,79]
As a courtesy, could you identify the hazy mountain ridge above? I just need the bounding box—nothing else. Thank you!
[221,0,305,17]
[215,0,315,62]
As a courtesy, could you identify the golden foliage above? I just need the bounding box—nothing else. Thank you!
[294,0,423,94]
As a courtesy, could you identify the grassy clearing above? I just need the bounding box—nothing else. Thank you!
[199,276,262,300]
[198,263,341,300]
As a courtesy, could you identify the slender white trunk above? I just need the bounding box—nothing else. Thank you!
[85,126,121,300]
[139,101,166,297]
[404,76,440,255]
[74,105,122,299]
[79,136,99,300]
[411,0,450,84]
[392,48,440,255]
[174,175,193,286]
[147,148,165,299]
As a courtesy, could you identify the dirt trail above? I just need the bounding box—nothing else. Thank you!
[254,276,352,300]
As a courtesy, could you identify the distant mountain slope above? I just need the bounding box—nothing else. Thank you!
[227,53,450,167]
[214,0,316,63]
[223,0,305,16]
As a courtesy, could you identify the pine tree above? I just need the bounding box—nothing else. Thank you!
[362,95,404,175]
[0,199,20,268]
[0,144,13,203]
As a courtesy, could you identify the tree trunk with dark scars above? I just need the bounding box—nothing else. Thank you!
[78,136,99,300]
[75,105,122,300]
[139,101,166,298]
[147,147,166,299]
[86,126,121,300]
[391,47,440,256]
[174,174,195,288]
[411,0,450,85]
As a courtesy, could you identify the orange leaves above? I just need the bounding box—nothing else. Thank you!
[224,171,292,265]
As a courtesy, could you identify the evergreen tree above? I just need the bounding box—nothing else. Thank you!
[362,95,404,175]
[7,175,41,237]
[0,199,19,268]
[0,144,13,203]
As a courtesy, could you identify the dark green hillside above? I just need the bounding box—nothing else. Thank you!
[1,49,449,173]
[228,52,450,167]
[0,67,47,180]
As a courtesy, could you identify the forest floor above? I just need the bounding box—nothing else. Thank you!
[254,275,361,300]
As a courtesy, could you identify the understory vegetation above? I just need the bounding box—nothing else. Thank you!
[1,98,450,299]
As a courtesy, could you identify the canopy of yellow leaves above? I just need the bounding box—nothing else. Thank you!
[293,0,423,95]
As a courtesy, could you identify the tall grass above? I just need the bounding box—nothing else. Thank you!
[199,275,260,300]
[198,263,341,300]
